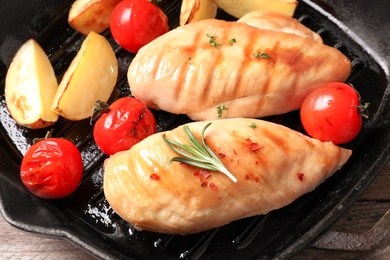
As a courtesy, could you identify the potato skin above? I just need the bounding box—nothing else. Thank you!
[51,31,118,120]
[5,39,59,129]
[68,0,121,35]
[213,0,298,18]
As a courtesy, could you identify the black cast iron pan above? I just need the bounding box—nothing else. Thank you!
[0,0,389,259]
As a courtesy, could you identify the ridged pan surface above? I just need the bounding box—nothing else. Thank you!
[0,0,389,259]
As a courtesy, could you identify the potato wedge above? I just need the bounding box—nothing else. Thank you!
[5,39,59,129]
[180,0,218,25]
[68,0,121,35]
[51,32,118,120]
[213,0,298,18]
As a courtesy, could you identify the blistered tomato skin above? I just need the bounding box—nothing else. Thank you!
[93,97,157,156]
[110,0,169,53]
[20,138,83,199]
[300,82,363,145]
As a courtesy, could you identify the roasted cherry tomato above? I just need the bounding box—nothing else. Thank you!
[93,97,157,155]
[300,82,368,144]
[20,138,83,199]
[110,0,169,53]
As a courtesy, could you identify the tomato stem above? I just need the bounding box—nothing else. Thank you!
[32,129,54,144]
[90,100,111,125]
[357,102,370,119]
[349,83,370,119]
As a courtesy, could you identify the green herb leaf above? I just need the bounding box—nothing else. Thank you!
[217,105,228,118]
[206,33,221,48]
[162,123,237,183]
[228,38,236,45]
[253,52,270,59]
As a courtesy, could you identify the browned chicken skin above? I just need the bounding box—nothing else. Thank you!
[104,119,351,234]
[128,14,351,120]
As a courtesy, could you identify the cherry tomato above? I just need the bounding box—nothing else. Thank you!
[20,138,83,199]
[93,97,157,155]
[110,0,169,53]
[300,82,367,144]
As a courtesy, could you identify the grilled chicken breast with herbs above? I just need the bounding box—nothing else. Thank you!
[104,118,351,234]
[128,16,351,121]
[237,10,323,43]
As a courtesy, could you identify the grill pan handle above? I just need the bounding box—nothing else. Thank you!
[311,209,390,251]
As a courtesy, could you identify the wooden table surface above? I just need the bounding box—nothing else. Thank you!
[1,161,390,259]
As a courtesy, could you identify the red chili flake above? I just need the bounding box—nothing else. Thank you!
[244,174,251,180]
[297,172,304,181]
[245,138,264,151]
[209,183,218,191]
[218,153,226,158]
[149,173,160,180]
[199,169,211,179]
[194,170,211,179]
[254,176,259,183]
[194,169,212,183]
[249,143,263,151]
[193,172,201,182]
[201,182,208,187]
[233,149,237,155]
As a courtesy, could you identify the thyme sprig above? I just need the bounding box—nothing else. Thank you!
[162,123,237,183]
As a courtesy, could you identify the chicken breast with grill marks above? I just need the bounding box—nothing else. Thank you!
[237,10,323,43]
[128,15,351,121]
[103,118,352,234]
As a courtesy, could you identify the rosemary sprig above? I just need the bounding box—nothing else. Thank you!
[162,123,237,183]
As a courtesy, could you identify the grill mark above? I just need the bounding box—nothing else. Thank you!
[212,35,230,101]
[222,24,249,101]
[169,31,203,108]
[267,40,300,107]
[189,23,258,114]
[255,128,317,203]
[175,29,216,110]
[201,30,225,106]
[173,46,187,107]
[243,27,275,113]
[202,48,222,104]
[260,125,292,155]
[150,42,167,83]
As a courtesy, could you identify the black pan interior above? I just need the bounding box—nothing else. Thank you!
[0,0,389,259]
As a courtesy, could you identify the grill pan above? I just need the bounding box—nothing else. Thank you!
[1,0,390,259]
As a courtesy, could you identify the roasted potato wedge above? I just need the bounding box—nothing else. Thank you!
[180,0,218,25]
[51,32,118,120]
[68,0,121,35]
[213,0,298,18]
[5,39,59,129]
